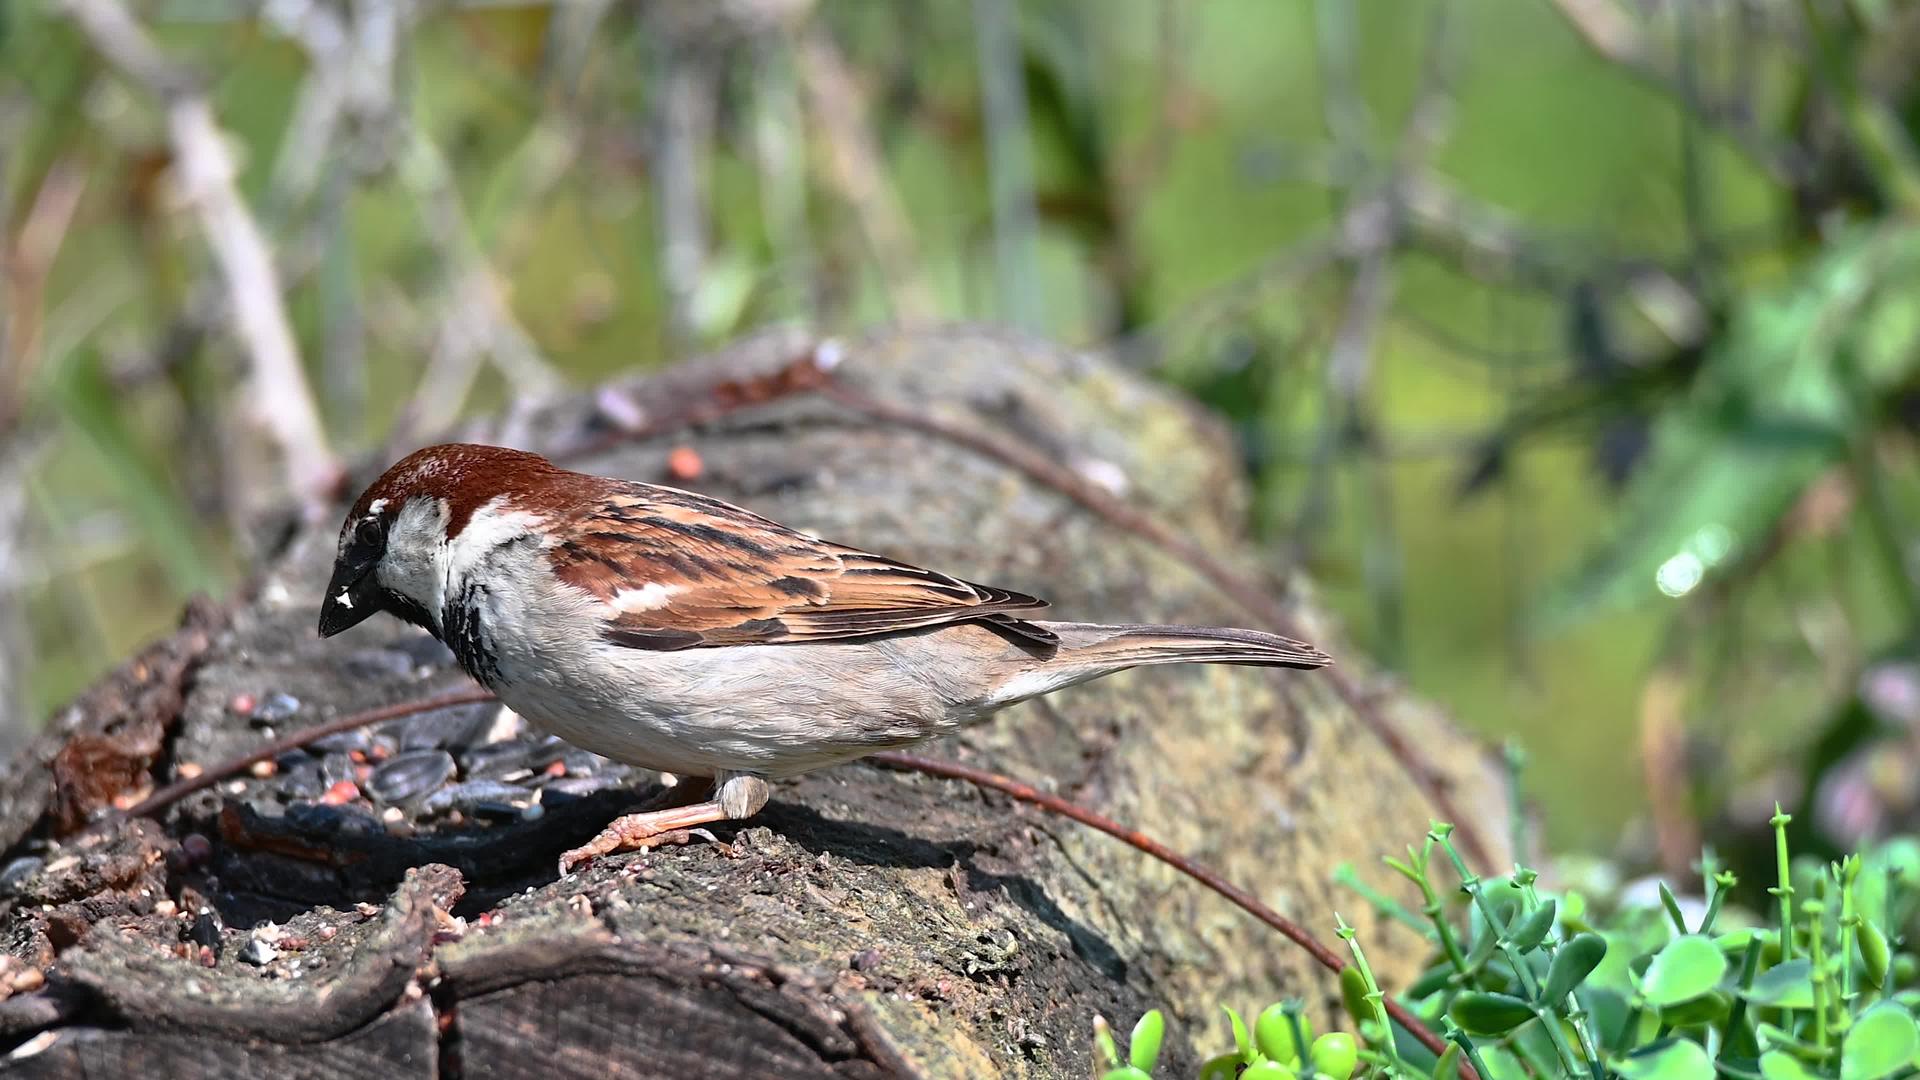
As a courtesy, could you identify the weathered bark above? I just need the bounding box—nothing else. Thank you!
[0,326,1508,1078]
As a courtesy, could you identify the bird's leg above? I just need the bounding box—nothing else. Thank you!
[558,772,768,876]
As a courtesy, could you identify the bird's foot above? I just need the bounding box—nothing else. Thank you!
[555,774,766,876]
[557,805,729,876]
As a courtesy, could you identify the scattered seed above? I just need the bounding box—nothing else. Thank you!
[229,693,257,716]
[309,729,372,756]
[423,780,532,816]
[366,749,456,805]
[319,780,360,806]
[540,775,629,803]
[461,741,540,780]
[666,445,704,481]
[398,703,496,752]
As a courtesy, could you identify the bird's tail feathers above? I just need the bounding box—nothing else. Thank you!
[988,621,1331,706]
[1050,622,1332,671]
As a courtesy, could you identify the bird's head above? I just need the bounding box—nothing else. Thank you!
[318,442,557,639]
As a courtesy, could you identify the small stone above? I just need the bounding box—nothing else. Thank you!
[239,937,278,966]
[366,750,456,805]
[319,780,360,806]
[187,909,223,959]
[341,648,416,680]
[249,760,276,779]
[0,856,43,894]
[279,760,326,800]
[175,762,203,780]
[9,967,44,993]
[253,693,302,724]
[229,693,257,716]
[319,752,356,788]
[179,834,212,866]
[851,948,883,971]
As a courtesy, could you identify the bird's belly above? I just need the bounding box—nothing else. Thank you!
[487,639,959,778]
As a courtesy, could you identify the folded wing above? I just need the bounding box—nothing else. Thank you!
[547,483,1055,650]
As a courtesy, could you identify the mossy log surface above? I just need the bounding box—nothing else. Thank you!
[0,327,1508,1078]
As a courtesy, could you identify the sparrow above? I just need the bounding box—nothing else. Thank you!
[318,443,1332,873]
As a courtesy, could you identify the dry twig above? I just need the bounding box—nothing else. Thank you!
[869,750,1472,1075]
[58,0,343,516]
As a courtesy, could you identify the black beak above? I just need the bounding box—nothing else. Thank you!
[318,560,385,638]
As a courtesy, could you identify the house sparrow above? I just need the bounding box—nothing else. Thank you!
[319,443,1332,873]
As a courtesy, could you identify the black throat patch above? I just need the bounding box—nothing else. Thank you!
[440,581,502,687]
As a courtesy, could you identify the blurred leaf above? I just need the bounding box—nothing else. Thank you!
[1616,1039,1715,1080]
[1640,935,1727,1006]
[1539,224,1920,629]
[1759,1050,1827,1080]
[1129,1009,1164,1072]
[1740,959,1815,1009]
[1659,989,1732,1027]
[1312,1032,1358,1080]
[1254,1003,1306,1065]
[1508,900,1558,952]
[48,350,215,592]
[1543,930,1605,999]
[1448,991,1535,1035]
[1842,1003,1919,1080]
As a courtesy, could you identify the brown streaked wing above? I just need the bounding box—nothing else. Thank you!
[545,484,1052,650]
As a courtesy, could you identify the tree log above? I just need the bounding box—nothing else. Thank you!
[0,327,1508,1077]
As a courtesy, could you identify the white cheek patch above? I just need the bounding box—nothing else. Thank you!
[611,583,681,612]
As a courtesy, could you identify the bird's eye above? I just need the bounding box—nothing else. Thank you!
[354,517,384,549]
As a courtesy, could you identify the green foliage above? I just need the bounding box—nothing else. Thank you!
[1093,812,1920,1079]
[1541,224,1920,629]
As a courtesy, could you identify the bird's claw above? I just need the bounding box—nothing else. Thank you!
[556,821,726,876]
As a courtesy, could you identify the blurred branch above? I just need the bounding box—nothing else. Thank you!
[1,158,86,433]
[649,30,719,347]
[1794,0,1920,217]
[0,446,34,746]
[392,128,564,444]
[973,0,1044,330]
[796,23,938,322]
[750,35,819,321]
[58,0,343,516]
[1547,0,1808,184]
